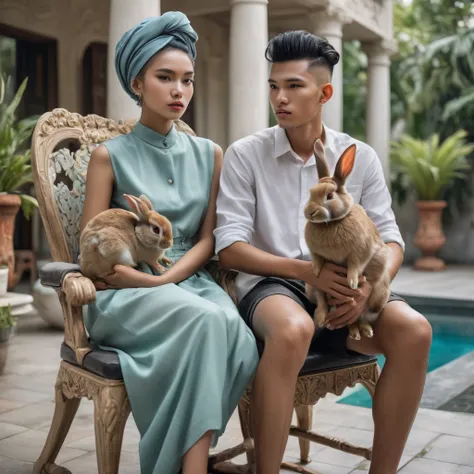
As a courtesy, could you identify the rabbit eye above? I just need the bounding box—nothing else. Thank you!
[327,193,334,200]
[152,226,161,235]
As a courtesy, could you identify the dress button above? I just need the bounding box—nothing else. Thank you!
[163,140,168,147]
[168,178,174,185]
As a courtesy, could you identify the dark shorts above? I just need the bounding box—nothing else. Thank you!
[238,277,406,354]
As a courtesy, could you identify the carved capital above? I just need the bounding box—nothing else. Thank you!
[310,5,352,39]
[363,39,398,66]
[230,0,268,6]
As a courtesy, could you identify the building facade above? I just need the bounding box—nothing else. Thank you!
[1,0,399,259]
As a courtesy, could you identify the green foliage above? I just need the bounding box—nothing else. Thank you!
[342,41,367,141]
[0,305,15,329]
[0,75,39,218]
[390,130,473,202]
[340,1,473,218]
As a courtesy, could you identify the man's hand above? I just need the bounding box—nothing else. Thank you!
[325,280,373,330]
[300,261,364,303]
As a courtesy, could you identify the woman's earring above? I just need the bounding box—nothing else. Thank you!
[135,92,143,106]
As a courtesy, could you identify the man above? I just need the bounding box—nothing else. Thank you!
[214,30,432,474]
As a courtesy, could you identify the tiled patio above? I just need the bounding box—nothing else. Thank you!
[1,265,474,473]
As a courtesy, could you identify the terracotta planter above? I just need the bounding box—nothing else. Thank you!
[413,200,447,271]
[0,194,21,289]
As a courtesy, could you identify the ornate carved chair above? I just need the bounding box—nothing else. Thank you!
[31,108,379,474]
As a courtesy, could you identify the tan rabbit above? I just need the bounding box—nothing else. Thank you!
[303,139,390,340]
[79,194,173,280]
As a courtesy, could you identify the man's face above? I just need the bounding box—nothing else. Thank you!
[268,59,332,129]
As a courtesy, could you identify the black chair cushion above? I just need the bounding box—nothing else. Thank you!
[61,340,376,381]
[256,340,377,376]
[61,342,123,380]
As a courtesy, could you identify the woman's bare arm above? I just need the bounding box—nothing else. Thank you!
[80,145,114,232]
[158,143,223,284]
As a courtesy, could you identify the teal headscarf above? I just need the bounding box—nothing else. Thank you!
[115,11,198,100]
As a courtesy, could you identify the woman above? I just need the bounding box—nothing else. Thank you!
[81,11,259,474]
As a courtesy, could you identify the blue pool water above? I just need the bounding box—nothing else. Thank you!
[337,321,474,408]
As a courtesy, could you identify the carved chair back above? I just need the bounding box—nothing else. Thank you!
[31,108,196,362]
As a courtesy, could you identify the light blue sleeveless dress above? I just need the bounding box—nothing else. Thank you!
[84,121,259,474]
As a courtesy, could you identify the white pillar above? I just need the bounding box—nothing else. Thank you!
[364,40,396,179]
[229,0,268,143]
[207,57,228,147]
[107,0,161,121]
[312,8,348,132]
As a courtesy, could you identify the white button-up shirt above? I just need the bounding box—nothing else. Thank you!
[214,125,405,302]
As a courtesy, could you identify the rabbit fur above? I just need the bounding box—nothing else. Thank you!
[79,193,173,280]
[303,139,390,340]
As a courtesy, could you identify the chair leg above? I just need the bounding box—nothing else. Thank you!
[33,381,81,474]
[361,363,380,398]
[93,384,131,474]
[295,405,313,464]
[238,394,255,471]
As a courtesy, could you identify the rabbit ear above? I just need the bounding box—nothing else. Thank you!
[334,144,356,186]
[313,139,330,180]
[123,194,149,219]
[139,194,153,211]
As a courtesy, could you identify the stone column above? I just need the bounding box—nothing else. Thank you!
[207,56,228,147]
[229,0,268,143]
[364,40,396,179]
[311,8,349,132]
[107,0,160,121]
[205,25,228,148]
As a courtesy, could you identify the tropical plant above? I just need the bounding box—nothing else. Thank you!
[0,74,39,218]
[0,305,14,330]
[390,130,474,204]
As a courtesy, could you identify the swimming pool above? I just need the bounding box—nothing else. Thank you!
[337,309,474,408]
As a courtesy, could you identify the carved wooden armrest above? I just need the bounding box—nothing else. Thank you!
[39,262,96,306]
[62,272,96,306]
[205,260,238,305]
[40,262,96,364]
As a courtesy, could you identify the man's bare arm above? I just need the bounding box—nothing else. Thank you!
[219,242,360,301]
[387,242,404,281]
[219,242,304,280]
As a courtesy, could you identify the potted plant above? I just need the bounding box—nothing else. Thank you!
[390,130,474,271]
[0,305,15,375]
[0,74,39,289]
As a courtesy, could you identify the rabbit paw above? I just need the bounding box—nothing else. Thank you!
[347,270,359,290]
[162,257,173,267]
[314,307,327,328]
[359,321,374,338]
[348,323,361,340]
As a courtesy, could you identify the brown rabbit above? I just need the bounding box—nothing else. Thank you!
[79,194,173,280]
[303,139,390,340]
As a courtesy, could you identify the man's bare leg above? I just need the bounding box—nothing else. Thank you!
[346,301,432,474]
[251,295,314,474]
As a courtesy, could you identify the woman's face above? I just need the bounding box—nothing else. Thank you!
[132,48,195,120]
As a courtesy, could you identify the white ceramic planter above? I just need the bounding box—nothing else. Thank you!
[0,267,8,296]
[32,279,64,329]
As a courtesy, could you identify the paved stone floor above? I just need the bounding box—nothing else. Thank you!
[1,306,474,474]
[391,264,474,302]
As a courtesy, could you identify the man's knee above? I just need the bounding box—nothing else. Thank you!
[253,295,314,368]
[264,317,314,372]
[382,302,432,361]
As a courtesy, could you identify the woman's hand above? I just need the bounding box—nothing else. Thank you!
[94,265,164,290]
